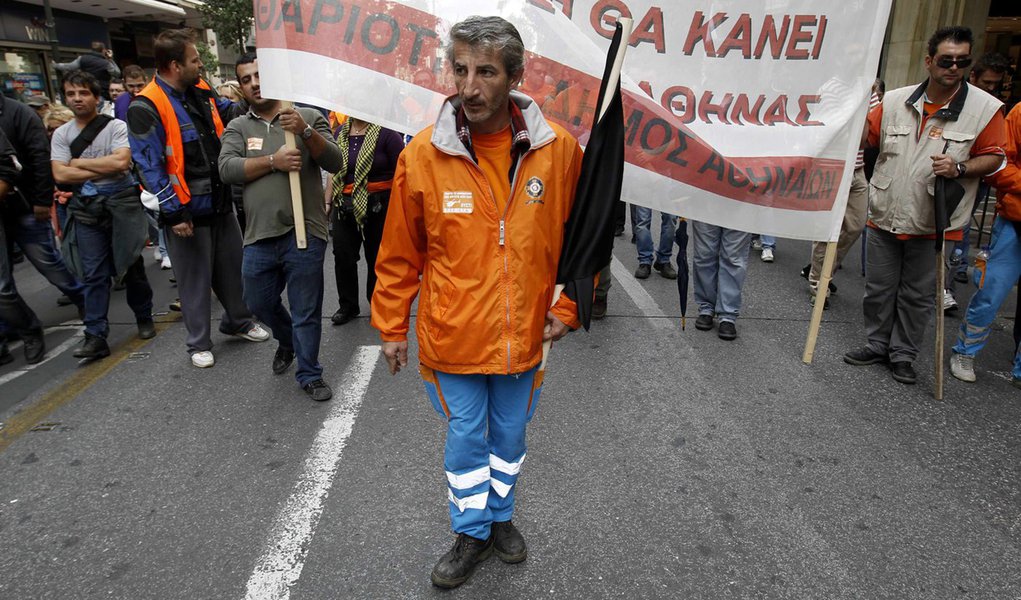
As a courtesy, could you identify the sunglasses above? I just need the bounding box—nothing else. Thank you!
[935,56,972,69]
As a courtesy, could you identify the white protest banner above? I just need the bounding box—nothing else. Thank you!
[254,0,892,241]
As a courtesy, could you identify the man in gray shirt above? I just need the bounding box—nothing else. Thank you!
[51,71,154,360]
[219,53,342,401]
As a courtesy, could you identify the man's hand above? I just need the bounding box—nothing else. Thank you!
[383,341,409,375]
[931,153,960,178]
[278,108,308,136]
[272,146,302,172]
[32,205,50,221]
[172,221,194,238]
[544,311,570,342]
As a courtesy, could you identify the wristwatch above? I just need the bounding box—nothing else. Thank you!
[301,124,314,140]
[956,162,967,178]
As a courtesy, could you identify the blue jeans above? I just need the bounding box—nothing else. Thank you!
[5,213,84,307]
[0,212,41,336]
[420,364,543,540]
[692,222,752,322]
[950,182,990,278]
[75,220,153,338]
[242,232,326,386]
[633,206,677,265]
[952,217,1021,378]
[759,235,776,250]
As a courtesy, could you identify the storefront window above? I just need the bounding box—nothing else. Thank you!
[1,49,48,102]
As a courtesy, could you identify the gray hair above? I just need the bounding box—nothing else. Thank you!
[445,16,525,77]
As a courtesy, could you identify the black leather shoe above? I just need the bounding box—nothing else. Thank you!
[302,379,333,401]
[654,262,678,279]
[56,294,74,307]
[431,533,493,589]
[613,223,625,237]
[137,319,156,340]
[718,320,737,340]
[73,334,110,360]
[800,264,810,279]
[634,264,651,279]
[331,307,360,326]
[273,346,295,375]
[694,314,714,331]
[0,343,13,366]
[592,297,607,320]
[890,361,917,384]
[22,330,45,364]
[843,347,888,366]
[953,270,969,284]
[492,521,527,563]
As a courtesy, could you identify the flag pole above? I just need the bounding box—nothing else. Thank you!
[281,101,307,249]
[935,247,945,400]
[802,240,837,364]
[540,17,633,372]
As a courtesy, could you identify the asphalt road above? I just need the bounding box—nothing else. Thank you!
[1,225,1020,600]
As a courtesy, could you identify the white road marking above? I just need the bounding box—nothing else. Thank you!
[243,345,381,600]
[610,255,673,329]
[0,328,82,386]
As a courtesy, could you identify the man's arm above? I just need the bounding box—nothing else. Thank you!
[278,109,341,172]
[218,122,301,184]
[992,105,1021,195]
[53,149,131,184]
[932,109,1008,179]
[127,98,190,225]
[53,57,82,73]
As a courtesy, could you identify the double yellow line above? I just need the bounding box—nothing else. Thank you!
[0,316,179,453]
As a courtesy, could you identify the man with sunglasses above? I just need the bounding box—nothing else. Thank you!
[844,26,1007,385]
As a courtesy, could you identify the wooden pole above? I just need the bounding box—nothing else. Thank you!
[935,248,945,400]
[802,241,837,364]
[281,101,307,249]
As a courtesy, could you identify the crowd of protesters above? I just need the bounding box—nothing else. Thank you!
[0,16,1019,590]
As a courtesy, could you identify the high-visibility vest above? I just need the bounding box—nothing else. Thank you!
[137,77,224,205]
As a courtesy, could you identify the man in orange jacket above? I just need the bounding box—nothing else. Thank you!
[950,100,1021,385]
[371,16,582,589]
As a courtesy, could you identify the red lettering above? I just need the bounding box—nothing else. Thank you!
[527,0,574,19]
[682,11,728,57]
[763,95,797,126]
[631,7,666,54]
[697,91,734,124]
[731,94,765,125]
[753,15,790,59]
[590,0,631,40]
[785,15,815,60]
[716,13,752,59]
[661,85,696,124]
[811,15,827,59]
[795,95,823,126]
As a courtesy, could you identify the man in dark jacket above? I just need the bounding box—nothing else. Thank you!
[55,42,121,100]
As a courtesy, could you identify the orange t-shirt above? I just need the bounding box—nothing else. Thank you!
[472,126,513,214]
[865,95,1007,240]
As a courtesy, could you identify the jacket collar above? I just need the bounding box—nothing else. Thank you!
[432,90,556,159]
[906,79,969,122]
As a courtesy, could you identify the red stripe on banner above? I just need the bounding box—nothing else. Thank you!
[255,0,845,211]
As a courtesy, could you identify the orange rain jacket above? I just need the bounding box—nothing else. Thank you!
[993,103,1021,221]
[371,91,583,375]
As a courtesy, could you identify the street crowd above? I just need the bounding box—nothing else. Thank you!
[0,17,1019,589]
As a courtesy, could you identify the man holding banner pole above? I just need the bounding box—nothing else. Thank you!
[371,16,582,589]
[843,26,1006,387]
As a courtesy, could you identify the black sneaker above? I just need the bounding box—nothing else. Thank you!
[843,347,888,366]
[890,361,917,384]
[800,264,811,279]
[137,319,157,340]
[492,521,527,563]
[302,379,333,401]
[73,334,110,360]
[653,262,678,279]
[613,223,625,237]
[592,297,607,320]
[22,329,45,365]
[718,320,737,340]
[431,533,494,589]
[694,314,714,331]
[273,346,295,375]
[634,264,651,279]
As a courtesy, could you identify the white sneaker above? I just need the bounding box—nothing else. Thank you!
[942,289,958,312]
[152,247,162,262]
[160,256,172,270]
[235,323,270,342]
[761,248,774,262]
[751,238,762,251]
[949,353,975,382]
[191,350,215,368]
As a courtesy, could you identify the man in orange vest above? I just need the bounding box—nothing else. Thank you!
[127,29,268,369]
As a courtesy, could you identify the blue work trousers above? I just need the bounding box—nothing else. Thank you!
[421,365,544,540]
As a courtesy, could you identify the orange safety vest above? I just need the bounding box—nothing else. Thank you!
[137,77,224,205]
